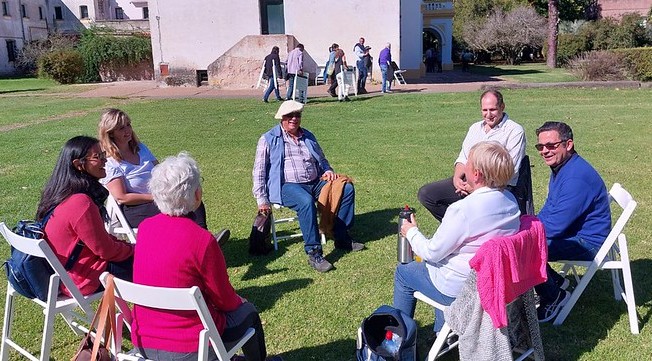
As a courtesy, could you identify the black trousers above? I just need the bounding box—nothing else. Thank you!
[417,177,527,221]
[122,201,208,229]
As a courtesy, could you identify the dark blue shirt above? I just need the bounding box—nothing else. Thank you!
[538,153,611,248]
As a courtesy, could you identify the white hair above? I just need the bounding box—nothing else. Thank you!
[149,152,201,216]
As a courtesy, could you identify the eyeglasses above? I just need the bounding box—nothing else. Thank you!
[535,141,565,151]
[83,151,107,162]
[284,112,302,119]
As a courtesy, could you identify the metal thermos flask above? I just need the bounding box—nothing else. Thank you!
[397,205,415,263]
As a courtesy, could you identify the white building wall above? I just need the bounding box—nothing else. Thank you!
[149,0,453,83]
[1,0,49,75]
[400,0,424,75]
[148,0,260,75]
[284,0,401,79]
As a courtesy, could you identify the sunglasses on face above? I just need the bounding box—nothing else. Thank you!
[82,151,107,162]
[535,141,565,151]
[284,112,302,119]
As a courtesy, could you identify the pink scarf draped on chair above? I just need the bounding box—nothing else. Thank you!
[469,215,548,328]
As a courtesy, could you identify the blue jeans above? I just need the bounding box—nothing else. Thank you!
[322,61,330,84]
[356,60,367,90]
[535,236,599,303]
[263,78,281,102]
[286,74,296,100]
[280,179,355,255]
[380,64,391,92]
[393,261,455,333]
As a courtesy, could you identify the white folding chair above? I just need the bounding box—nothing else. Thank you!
[414,216,545,361]
[0,223,103,361]
[414,290,537,361]
[99,272,254,361]
[391,61,407,85]
[553,183,639,334]
[271,204,326,251]
[105,194,138,244]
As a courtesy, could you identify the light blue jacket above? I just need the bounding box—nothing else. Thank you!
[263,125,332,204]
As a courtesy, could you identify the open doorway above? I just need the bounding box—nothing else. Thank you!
[260,0,285,35]
[422,29,442,73]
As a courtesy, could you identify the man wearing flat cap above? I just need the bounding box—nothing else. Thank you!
[252,100,362,272]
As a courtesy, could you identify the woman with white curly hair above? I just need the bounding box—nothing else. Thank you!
[130,153,281,361]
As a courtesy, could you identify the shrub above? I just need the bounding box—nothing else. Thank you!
[555,33,590,65]
[77,27,152,83]
[616,47,652,82]
[567,51,627,81]
[37,50,84,84]
[16,33,76,75]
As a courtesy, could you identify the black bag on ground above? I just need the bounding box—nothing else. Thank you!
[248,210,273,255]
[356,305,417,361]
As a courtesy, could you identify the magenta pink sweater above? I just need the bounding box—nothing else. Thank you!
[131,214,242,352]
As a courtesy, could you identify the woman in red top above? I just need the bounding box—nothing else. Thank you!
[132,152,280,361]
[37,136,134,296]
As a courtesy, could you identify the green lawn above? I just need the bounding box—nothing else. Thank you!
[469,63,579,83]
[1,85,651,360]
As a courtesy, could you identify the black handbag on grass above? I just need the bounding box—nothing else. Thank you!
[248,210,273,255]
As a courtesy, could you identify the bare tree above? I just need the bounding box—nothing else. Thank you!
[547,0,560,68]
[463,6,547,65]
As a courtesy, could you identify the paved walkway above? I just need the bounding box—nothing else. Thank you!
[74,71,509,99]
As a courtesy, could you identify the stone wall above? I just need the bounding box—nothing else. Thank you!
[99,59,154,82]
[207,34,318,89]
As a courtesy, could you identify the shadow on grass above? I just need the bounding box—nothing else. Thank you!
[354,208,398,243]
[0,88,46,94]
[238,278,313,313]
[539,258,652,359]
[280,338,356,361]
[223,237,290,280]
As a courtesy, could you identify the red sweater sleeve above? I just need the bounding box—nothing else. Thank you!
[68,195,134,262]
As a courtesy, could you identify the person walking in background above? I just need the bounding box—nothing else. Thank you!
[379,43,393,94]
[323,43,338,85]
[353,37,370,94]
[263,46,283,103]
[285,44,304,100]
[327,48,348,99]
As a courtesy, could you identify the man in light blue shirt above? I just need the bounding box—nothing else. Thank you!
[285,44,304,100]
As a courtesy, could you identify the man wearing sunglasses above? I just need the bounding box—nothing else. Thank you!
[417,88,526,222]
[533,121,611,323]
[252,100,362,273]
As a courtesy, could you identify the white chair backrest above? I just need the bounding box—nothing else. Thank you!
[0,222,91,312]
[595,183,637,262]
[105,193,137,243]
[99,272,230,358]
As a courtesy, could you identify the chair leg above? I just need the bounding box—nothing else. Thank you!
[427,323,452,361]
[618,234,639,334]
[553,265,600,326]
[39,299,57,361]
[1,287,15,361]
[271,212,279,251]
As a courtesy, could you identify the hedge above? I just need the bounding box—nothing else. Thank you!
[614,47,652,82]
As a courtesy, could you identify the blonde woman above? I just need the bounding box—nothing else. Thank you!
[98,109,210,231]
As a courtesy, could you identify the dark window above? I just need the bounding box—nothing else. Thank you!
[6,40,17,62]
[142,6,148,19]
[2,2,9,16]
[21,4,26,18]
[54,6,62,20]
[80,5,88,19]
[259,0,285,35]
[115,7,124,19]
[38,6,43,20]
